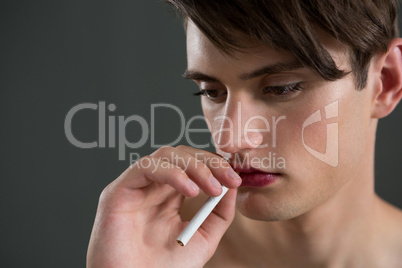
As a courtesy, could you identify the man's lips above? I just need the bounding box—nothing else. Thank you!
[234,168,280,187]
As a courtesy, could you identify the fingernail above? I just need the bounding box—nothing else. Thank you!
[209,174,222,188]
[227,168,241,180]
[188,179,199,191]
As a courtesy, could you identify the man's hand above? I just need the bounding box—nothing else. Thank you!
[87,145,241,268]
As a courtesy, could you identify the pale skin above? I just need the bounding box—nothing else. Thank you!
[87,20,402,267]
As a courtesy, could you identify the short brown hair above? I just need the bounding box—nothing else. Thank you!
[166,0,399,89]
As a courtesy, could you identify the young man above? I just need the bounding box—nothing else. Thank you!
[87,0,402,267]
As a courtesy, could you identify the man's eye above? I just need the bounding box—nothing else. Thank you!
[193,89,227,102]
[263,82,303,96]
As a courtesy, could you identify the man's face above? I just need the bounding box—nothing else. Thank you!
[186,21,376,221]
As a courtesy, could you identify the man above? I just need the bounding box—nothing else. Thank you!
[87,0,402,267]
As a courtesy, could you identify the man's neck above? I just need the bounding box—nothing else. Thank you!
[268,177,377,267]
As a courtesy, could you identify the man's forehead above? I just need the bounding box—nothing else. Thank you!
[186,20,350,75]
[186,21,225,62]
[186,21,302,75]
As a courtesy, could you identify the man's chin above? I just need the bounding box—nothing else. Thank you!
[235,191,309,222]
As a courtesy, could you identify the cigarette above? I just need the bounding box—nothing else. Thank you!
[176,185,229,246]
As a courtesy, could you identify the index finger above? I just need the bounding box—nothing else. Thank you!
[175,145,241,188]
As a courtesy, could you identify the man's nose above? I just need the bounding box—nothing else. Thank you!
[214,98,268,154]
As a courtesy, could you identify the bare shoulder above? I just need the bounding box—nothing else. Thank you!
[376,198,402,267]
[379,198,402,235]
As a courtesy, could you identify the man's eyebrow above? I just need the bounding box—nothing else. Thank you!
[183,60,305,82]
[182,71,220,82]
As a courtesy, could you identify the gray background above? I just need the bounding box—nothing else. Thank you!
[0,1,401,267]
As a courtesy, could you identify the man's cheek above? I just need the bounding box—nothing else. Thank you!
[301,120,329,154]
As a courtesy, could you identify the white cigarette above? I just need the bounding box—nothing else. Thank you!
[176,185,229,246]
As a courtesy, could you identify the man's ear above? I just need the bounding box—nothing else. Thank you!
[371,38,402,119]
